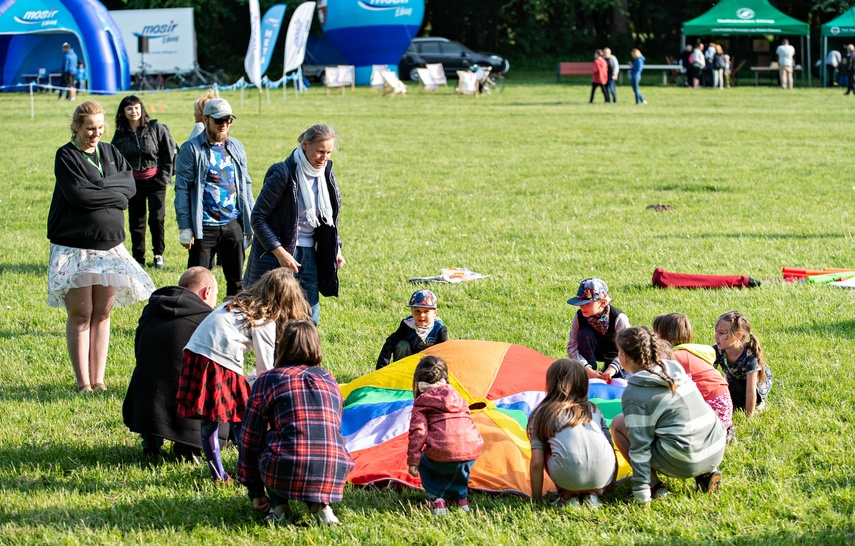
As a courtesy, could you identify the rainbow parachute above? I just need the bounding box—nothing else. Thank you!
[340,340,631,496]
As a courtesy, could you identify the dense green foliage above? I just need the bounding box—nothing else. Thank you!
[100,0,855,74]
[1,77,854,543]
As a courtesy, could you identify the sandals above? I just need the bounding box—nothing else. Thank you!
[77,384,92,394]
[92,383,107,392]
[695,470,722,494]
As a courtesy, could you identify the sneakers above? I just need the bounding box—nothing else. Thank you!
[582,493,602,509]
[430,498,447,516]
[695,470,722,494]
[153,255,164,269]
[726,426,737,445]
[311,504,340,525]
[650,481,668,500]
[550,495,581,508]
[456,498,471,513]
[754,400,767,414]
[265,505,293,526]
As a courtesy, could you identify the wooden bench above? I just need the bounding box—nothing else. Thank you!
[557,62,593,82]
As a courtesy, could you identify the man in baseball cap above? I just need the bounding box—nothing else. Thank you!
[174,97,255,295]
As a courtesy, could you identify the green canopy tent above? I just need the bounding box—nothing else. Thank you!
[820,8,855,86]
[682,0,811,86]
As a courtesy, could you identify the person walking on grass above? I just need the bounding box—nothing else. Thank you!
[629,48,647,104]
[610,327,726,504]
[603,47,619,103]
[590,50,609,103]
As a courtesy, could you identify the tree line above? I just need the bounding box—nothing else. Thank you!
[103,0,855,75]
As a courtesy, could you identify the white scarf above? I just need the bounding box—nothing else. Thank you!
[293,146,334,228]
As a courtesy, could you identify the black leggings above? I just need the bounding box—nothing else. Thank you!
[590,83,607,103]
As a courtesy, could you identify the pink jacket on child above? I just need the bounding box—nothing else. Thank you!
[407,384,483,466]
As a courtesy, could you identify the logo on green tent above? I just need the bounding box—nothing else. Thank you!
[736,8,755,20]
[831,26,841,35]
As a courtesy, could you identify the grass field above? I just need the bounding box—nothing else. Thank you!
[1,74,854,544]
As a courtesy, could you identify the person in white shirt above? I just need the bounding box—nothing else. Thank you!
[776,39,796,90]
[826,49,842,87]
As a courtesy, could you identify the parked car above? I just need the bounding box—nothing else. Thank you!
[399,37,510,81]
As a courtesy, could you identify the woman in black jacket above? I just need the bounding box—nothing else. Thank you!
[112,95,175,269]
[48,100,155,393]
[243,124,345,325]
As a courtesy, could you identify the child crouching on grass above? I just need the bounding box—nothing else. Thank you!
[408,356,483,515]
[377,289,448,369]
[611,327,726,504]
[652,313,734,441]
[238,320,353,526]
[527,359,616,509]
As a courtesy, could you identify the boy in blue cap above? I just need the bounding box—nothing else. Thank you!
[376,289,449,369]
[566,278,630,379]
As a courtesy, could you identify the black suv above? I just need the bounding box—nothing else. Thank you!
[398,37,509,81]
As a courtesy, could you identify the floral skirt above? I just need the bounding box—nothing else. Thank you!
[47,243,155,308]
[176,351,250,423]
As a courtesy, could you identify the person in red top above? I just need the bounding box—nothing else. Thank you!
[652,313,734,443]
[407,356,483,515]
[590,49,609,103]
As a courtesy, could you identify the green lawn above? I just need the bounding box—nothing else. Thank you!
[1,78,854,544]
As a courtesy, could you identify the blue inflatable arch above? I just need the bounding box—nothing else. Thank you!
[0,0,129,93]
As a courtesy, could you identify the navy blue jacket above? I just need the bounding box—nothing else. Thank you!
[243,153,342,296]
[376,318,448,369]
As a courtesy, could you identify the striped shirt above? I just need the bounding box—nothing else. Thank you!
[621,359,726,503]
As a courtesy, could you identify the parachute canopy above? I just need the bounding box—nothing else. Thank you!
[340,340,631,497]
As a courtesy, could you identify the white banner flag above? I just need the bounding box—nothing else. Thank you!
[244,0,262,90]
[283,2,316,75]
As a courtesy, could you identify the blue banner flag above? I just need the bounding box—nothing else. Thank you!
[260,4,287,75]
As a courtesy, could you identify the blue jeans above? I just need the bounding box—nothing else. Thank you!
[606,79,617,103]
[630,72,644,103]
[418,453,475,501]
[294,246,320,325]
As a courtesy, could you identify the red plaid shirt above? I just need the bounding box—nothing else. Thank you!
[238,365,354,503]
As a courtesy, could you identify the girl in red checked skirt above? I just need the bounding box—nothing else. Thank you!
[176,269,310,482]
[238,320,353,525]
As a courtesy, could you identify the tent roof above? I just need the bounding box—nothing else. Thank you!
[821,8,855,37]
[683,0,809,36]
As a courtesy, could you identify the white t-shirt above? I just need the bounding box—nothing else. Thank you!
[776,44,795,67]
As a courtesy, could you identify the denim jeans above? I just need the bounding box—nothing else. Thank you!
[606,78,617,102]
[418,452,475,501]
[294,246,320,325]
[630,72,644,103]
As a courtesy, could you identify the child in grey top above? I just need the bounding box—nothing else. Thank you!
[611,327,726,504]
[528,359,616,508]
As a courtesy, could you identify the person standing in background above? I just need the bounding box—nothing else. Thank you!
[776,38,796,90]
[59,42,77,101]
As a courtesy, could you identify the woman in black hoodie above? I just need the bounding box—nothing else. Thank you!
[47,100,155,393]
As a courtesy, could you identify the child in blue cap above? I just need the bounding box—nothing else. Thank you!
[376,289,448,369]
[566,278,630,379]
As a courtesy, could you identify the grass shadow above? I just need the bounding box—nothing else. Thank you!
[777,319,855,338]
[0,263,45,276]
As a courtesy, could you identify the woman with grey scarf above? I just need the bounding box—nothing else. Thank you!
[243,125,344,325]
